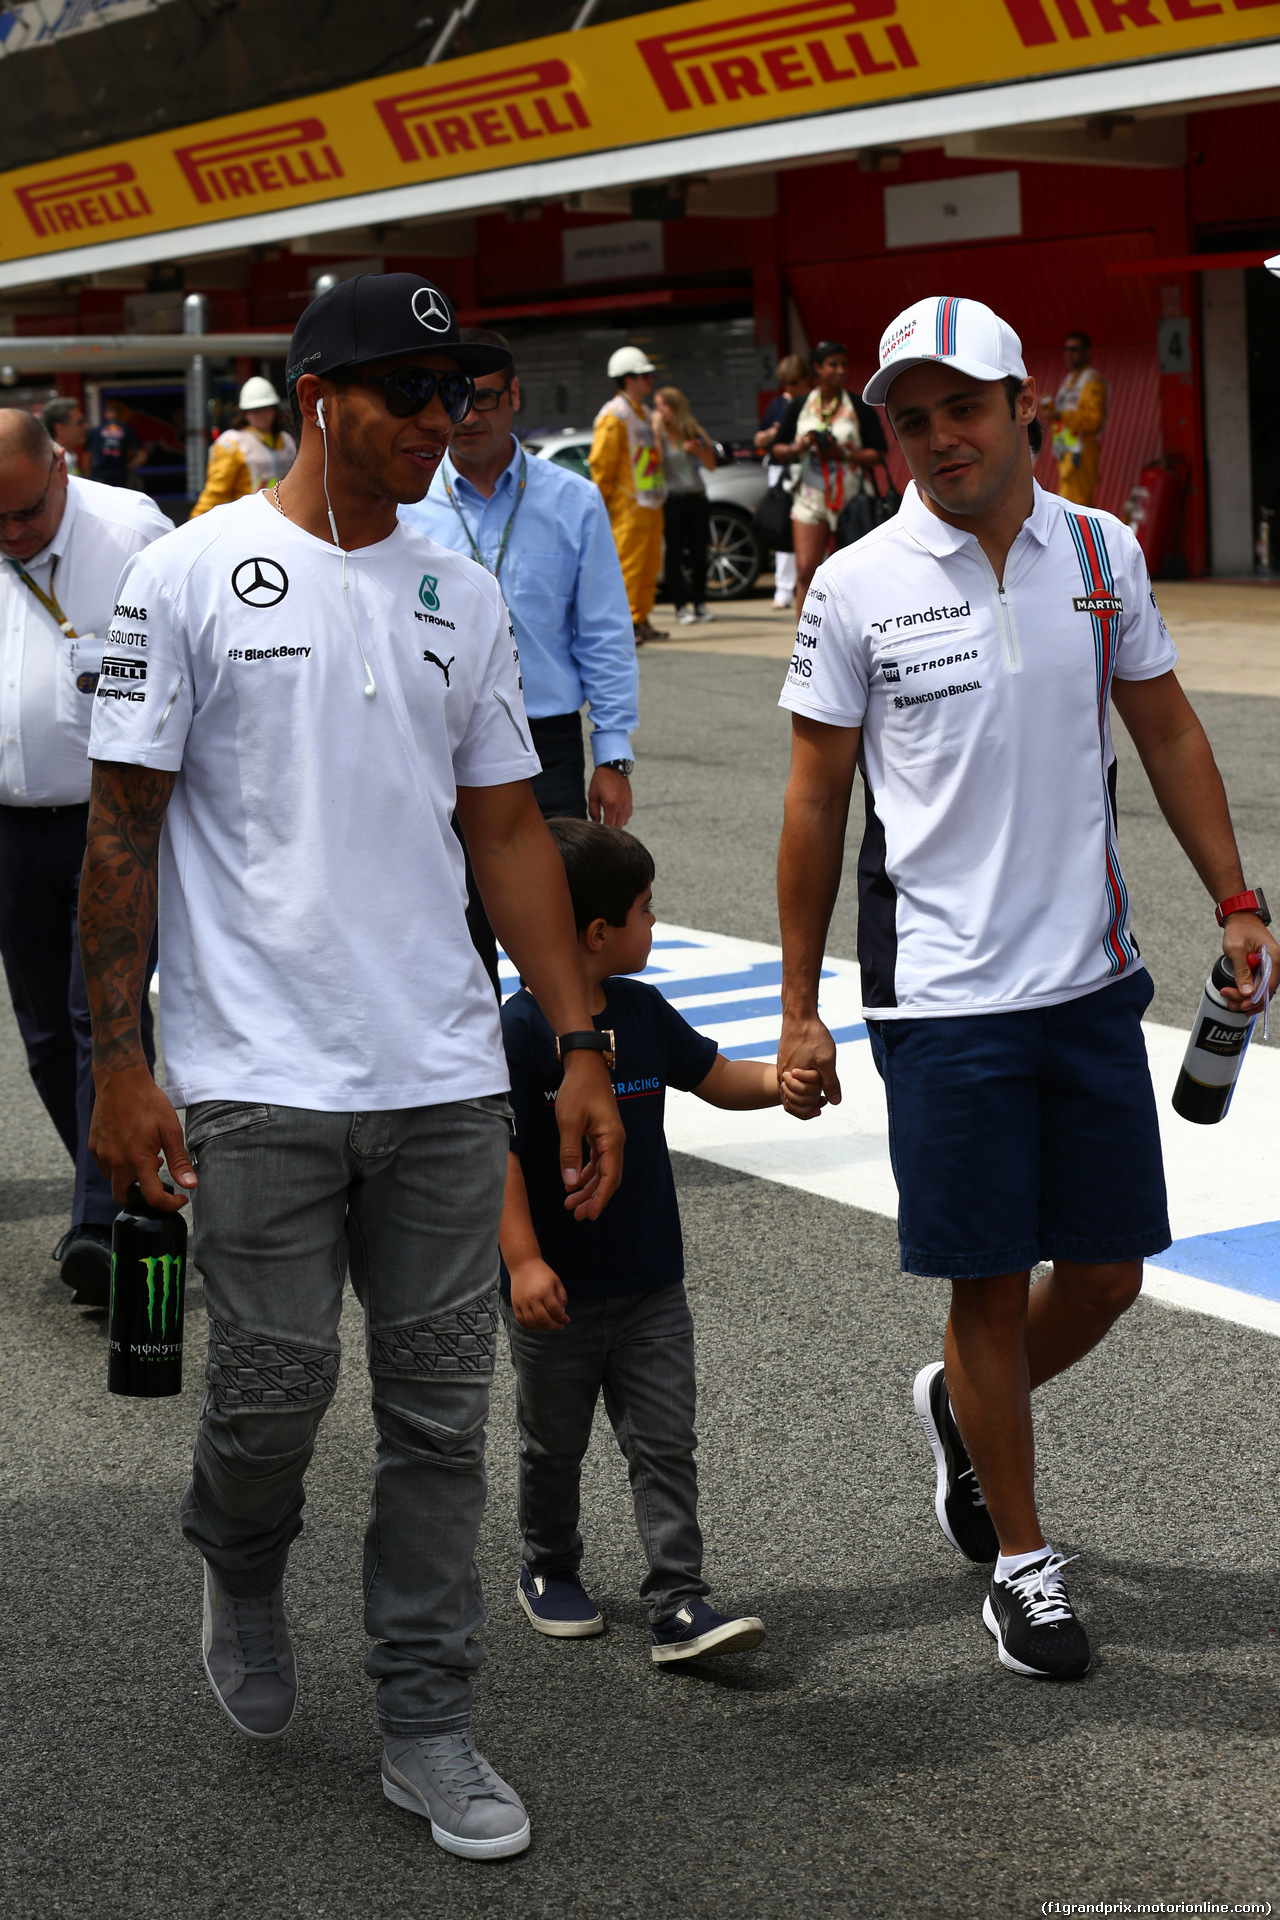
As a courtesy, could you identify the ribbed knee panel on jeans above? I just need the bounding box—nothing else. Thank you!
[367,1287,497,1460]
[182,1318,342,1591]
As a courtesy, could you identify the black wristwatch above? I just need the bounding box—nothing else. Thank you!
[601,758,634,778]
[556,1029,616,1070]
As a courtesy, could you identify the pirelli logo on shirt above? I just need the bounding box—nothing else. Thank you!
[100,654,147,683]
[1072,591,1123,616]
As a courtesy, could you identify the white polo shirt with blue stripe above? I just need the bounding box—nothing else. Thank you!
[778,480,1177,1020]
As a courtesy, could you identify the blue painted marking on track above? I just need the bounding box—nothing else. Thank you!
[719,1023,868,1061]
[1148,1221,1280,1302]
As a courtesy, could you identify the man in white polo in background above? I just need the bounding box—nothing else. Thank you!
[0,406,168,1303]
[80,275,624,1860]
[402,325,638,994]
[777,295,1278,1681]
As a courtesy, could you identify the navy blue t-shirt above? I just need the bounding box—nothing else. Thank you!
[501,976,718,1300]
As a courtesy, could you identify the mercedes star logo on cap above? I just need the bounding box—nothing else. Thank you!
[411,285,451,334]
[232,557,290,607]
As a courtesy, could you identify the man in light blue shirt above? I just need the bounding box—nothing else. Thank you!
[402,328,639,993]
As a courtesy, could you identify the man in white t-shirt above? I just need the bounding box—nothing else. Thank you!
[776,295,1278,1682]
[0,408,169,1303]
[80,274,624,1861]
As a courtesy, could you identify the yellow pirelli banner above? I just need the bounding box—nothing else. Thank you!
[4,0,1279,267]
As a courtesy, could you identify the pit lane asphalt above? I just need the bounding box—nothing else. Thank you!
[1,648,1276,1920]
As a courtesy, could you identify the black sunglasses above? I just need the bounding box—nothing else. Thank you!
[343,367,476,423]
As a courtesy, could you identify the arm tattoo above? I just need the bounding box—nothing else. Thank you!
[79,761,177,1072]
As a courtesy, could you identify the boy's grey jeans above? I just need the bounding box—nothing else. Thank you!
[501,1282,710,1625]
[179,1096,511,1736]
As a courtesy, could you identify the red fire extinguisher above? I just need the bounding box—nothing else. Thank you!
[1126,456,1186,575]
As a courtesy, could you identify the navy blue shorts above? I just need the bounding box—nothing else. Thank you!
[867,969,1171,1281]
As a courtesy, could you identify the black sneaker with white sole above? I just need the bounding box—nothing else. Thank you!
[912,1361,999,1563]
[650,1598,766,1664]
[983,1551,1091,1680]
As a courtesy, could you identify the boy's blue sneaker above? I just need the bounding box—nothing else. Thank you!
[650,1598,766,1664]
[517,1564,604,1638]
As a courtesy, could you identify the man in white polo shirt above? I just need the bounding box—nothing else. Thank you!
[80,274,623,1859]
[777,295,1278,1681]
[0,407,169,1303]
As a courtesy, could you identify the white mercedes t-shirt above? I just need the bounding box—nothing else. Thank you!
[778,481,1178,1019]
[88,491,540,1110]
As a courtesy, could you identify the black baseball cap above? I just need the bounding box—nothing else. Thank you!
[285,273,512,392]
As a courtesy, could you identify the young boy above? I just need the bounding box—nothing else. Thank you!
[498,819,822,1662]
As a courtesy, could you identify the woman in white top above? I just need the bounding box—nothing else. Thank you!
[772,341,883,607]
[190,375,297,518]
[653,386,717,626]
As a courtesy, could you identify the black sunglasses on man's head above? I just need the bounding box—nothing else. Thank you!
[340,366,477,423]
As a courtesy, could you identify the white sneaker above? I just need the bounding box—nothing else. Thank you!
[772,596,792,611]
[693,605,715,623]
[675,606,696,626]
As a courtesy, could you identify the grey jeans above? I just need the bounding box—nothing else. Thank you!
[501,1282,709,1625]
[179,1097,511,1735]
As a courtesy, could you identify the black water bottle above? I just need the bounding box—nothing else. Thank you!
[1171,956,1258,1125]
[108,1182,188,1397]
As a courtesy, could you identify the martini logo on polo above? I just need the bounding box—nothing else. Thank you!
[1072,591,1124,615]
[412,287,451,333]
[419,574,441,611]
[232,558,289,607]
[16,161,152,239]
[375,59,590,165]
[636,0,918,115]
[175,119,344,205]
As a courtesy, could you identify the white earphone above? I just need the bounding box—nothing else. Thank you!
[315,394,376,699]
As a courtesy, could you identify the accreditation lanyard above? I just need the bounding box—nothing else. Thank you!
[6,553,77,638]
[441,448,527,581]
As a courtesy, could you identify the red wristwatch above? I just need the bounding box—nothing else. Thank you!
[1215,887,1271,928]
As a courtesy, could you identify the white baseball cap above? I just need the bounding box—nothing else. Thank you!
[607,345,656,379]
[863,296,1026,407]
[238,375,281,410]
[1267,255,1280,278]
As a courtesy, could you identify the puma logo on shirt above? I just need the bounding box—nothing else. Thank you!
[423,650,455,685]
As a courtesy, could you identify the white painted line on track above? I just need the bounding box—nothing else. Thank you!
[503,922,1280,1338]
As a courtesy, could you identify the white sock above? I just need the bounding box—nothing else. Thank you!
[995,1543,1051,1583]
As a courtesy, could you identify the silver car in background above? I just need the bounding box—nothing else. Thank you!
[521,428,768,600]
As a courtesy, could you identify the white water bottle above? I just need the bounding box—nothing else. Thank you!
[1172,956,1258,1124]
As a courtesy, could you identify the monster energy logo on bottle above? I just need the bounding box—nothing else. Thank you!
[137,1253,183,1338]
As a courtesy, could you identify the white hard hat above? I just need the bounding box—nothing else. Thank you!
[607,345,656,379]
[863,296,1026,407]
[238,375,281,410]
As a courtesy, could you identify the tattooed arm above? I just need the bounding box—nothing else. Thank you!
[79,760,195,1210]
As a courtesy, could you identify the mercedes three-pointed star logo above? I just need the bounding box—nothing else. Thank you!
[411,285,451,334]
[231,557,289,607]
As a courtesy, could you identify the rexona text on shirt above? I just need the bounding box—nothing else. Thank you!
[87,490,541,1111]
[778,481,1178,1020]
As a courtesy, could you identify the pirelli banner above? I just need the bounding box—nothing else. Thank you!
[5,0,1280,268]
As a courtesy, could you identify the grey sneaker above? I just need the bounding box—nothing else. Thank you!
[382,1732,531,1859]
[201,1562,298,1741]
